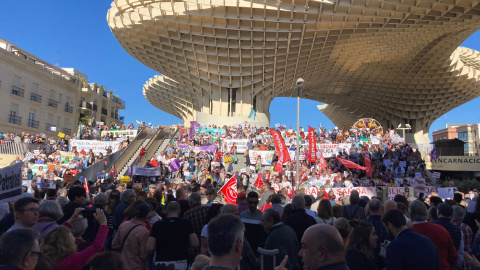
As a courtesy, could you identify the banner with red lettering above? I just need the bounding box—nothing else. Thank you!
[319,152,327,169]
[308,126,317,162]
[253,173,264,189]
[336,157,367,171]
[364,149,372,177]
[304,187,377,199]
[220,175,237,204]
[270,129,291,172]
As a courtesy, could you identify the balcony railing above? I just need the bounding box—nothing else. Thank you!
[48,99,58,108]
[9,113,21,125]
[79,101,92,110]
[46,123,55,132]
[28,119,39,129]
[11,86,25,97]
[112,96,126,107]
[92,104,98,111]
[101,108,107,115]
[65,104,73,113]
[30,93,42,103]
[63,128,71,135]
[119,115,124,121]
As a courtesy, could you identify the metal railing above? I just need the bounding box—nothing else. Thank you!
[28,119,39,129]
[65,104,73,113]
[11,86,25,97]
[0,141,27,155]
[30,92,42,103]
[9,113,21,125]
[79,101,92,110]
[48,99,58,108]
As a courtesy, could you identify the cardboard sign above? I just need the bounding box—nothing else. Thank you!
[249,166,256,171]
[240,168,247,173]
[399,161,407,168]
[33,150,40,155]
[438,187,455,199]
[58,132,65,138]
[415,172,422,178]
[414,177,426,193]
[0,162,24,203]
[432,172,441,178]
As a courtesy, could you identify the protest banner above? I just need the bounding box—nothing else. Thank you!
[223,139,249,154]
[40,178,56,189]
[387,187,405,200]
[178,145,218,153]
[70,140,121,155]
[399,161,407,168]
[58,132,65,138]
[0,162,23,203]
[304,187,377,199]
[432,172,441,178]
[438,187,455,199]
[132,166,161,176]
[414,177,427,193]
[316,143,351,158]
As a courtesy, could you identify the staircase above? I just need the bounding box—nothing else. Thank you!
[152,129,179,158]
[107,127,157,178]
[231,152,248,172]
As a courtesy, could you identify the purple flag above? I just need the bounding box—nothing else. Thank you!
[189,121,199,139]
[169,159,181,172]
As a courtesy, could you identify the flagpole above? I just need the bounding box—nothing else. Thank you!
[295,78,304,192]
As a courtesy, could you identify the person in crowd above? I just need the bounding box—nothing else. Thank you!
[382,209,440,270]
[240,191,265,254]
[294,224,349,270]
[269,194,284,215]
[334,218,352,245]
[57,186,88,224]
[304,195,317,218]
[0,229,41,270]
[452,205,473,270]
[8,197,40,232]
[343,190,366,220]
[283,194,317,243]
[366,198,389,256]
[262,208,299,270]
[31,200,62,242]
[184,192,209,245]
[112,203,151,270]
[84,251,125,270]
[315,199,336,225]
[147,201,198,270]
[200,204,224,255]
[204,214,245,270]
[41,208,108,270]
[345,220,380,270]
[71,216,91,251]
[113,189,135,231]
[432,203,462,255]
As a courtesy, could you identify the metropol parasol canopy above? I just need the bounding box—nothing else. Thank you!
[107,0,480,142]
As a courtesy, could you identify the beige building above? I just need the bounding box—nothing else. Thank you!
[0,38,126,137]
[107,0,480,143]
[77,82,125,128]
[0,38,80,137]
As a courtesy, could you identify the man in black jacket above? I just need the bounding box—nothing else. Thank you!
[284,194,316,243]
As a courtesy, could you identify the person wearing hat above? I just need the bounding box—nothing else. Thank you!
[112,203,152,270]
[203,186,219,206]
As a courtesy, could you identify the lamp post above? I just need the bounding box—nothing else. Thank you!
[397,124,411,139]
[295,78,304,192]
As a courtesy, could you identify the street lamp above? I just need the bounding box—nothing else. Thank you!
[397,124,411,139]
[295,78,304,192]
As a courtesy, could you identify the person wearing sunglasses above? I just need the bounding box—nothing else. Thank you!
[0,229,42,270]
[7,197,40,232]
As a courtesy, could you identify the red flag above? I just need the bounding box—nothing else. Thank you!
[336,157,367,170]
[299,172,308,187]
[308,126,317,162]
[220,175,237,204]
[319,152,327,169]
[364,148,373,177]
[84,179,90,194]
[230,143,236,153]
[270,129,290,172]
[253,173,264,189]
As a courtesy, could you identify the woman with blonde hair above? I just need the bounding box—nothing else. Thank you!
[40,209,108,270]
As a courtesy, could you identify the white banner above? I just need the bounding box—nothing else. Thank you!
[70,140,121,155]
[316,143,351,158]
[0,162,24,203]
[132,165,161,177]
[223,139,249,154]
[250,150,306,165]
[304,187,377,199]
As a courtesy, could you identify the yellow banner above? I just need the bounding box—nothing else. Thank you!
[120,176,130,184]
[58,132,65,138]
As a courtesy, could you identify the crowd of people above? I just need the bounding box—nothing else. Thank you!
[0,123,479,270]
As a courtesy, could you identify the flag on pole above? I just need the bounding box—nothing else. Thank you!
[308,126,317,162]
[220,175,237,204]
[230,143,236,154]
[299,172,308,187]
[319,152,327,169]
[364,148,373,177]
[270,129,291,172]
[336,157,368,170]
[253,173,264,189]
[84,179,90,194]
[248,108,256,120]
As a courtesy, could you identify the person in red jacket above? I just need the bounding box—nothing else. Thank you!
[409,200,458,270]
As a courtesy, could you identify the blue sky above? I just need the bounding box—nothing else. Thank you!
[1,1,479,137]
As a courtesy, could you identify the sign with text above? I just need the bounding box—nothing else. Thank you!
[304,187,377,199]
[0,162,24,203]
[223,139,249,154]
[426,155,480,171]
[132,166,161,177]
[414,177,426,193]
[70,140,121,155]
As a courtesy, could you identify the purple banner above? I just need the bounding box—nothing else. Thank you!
[178,145,217,153]
[169,159,181,172]
[189,121,200,139]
